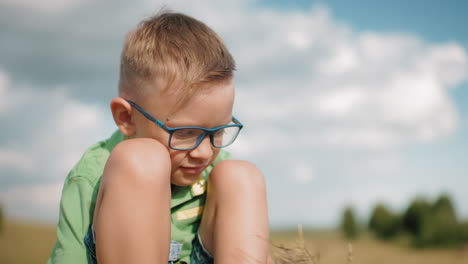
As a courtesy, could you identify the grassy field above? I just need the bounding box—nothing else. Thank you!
[271,228,468,264]
[0,219,57,264]
[1,219,467,263]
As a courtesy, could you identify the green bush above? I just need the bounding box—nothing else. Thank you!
[0,203,3,233]
[421,194,458,246]
[402,197,430,237]
[458,221,468,244]
[412,194,459,247]
[432,194,457,219]
[368,203,400,240]
[367,193,467,248]
[341,206,359,240]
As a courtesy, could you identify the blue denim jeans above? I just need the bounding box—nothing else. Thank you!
[84,226,213,264]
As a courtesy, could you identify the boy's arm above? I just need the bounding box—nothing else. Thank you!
[47,177,95,264]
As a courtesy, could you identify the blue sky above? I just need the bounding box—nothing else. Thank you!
[0,0,467,228]
[263,0,468,43]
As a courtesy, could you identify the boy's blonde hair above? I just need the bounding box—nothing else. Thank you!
[119,11,236,109]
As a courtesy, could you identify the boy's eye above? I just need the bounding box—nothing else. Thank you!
[173,129,202,138]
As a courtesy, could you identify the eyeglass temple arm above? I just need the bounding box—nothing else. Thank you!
[232,116,243,128]
[126,99,243,130]
[125,99,166,129]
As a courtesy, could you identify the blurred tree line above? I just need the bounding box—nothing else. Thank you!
[340,193,468,248]
[0,203,3,233]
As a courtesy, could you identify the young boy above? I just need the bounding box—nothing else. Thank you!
[47,11,270,264]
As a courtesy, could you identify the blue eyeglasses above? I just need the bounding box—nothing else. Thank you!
[125,99,243,151]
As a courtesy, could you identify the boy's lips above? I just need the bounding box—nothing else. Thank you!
[179,166,206,175]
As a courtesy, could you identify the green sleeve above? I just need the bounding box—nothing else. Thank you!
[213,150,232,164]
[47,177,94,264]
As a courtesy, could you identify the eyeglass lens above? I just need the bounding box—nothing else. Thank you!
[170,126,241,150]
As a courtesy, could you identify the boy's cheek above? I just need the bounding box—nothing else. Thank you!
[169,151,187,166]
[211,148,221,162]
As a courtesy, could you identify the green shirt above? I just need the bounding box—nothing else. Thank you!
[47,130,231,264]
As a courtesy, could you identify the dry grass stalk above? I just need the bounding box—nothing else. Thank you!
[346,243,354,264]
[272,224,320,264]
[272,225,356,264]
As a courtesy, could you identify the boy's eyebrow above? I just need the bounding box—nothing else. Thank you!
[166,118,232,129]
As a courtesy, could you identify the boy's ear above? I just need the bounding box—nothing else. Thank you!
[110,97,136,137]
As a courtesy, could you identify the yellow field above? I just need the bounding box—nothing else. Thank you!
[271,229,468,264]
[0,219,57,264]
[1,219,467,263]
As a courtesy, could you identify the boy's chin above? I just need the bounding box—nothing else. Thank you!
[170,171,201,187]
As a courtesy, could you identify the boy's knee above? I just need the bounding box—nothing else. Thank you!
[105,138,171,186]
[210,160,266,193]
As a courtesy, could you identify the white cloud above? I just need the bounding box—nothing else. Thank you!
[0,69,114,180]
[227,128,291,159]
[0,71,11,114]
[0,149,34,174]
[315,87,366,118]
[291,162,316,184]
[221,6,467,152]
[0,70,114,220]
[0,0,92,15]
[34,91,111,177]
[0,182,63,221]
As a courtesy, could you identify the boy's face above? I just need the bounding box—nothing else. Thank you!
[132,78,235,186]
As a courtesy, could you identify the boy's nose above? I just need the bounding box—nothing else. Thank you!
[189,136,213,160]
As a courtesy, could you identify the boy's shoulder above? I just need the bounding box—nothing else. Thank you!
[65,130,125,185]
